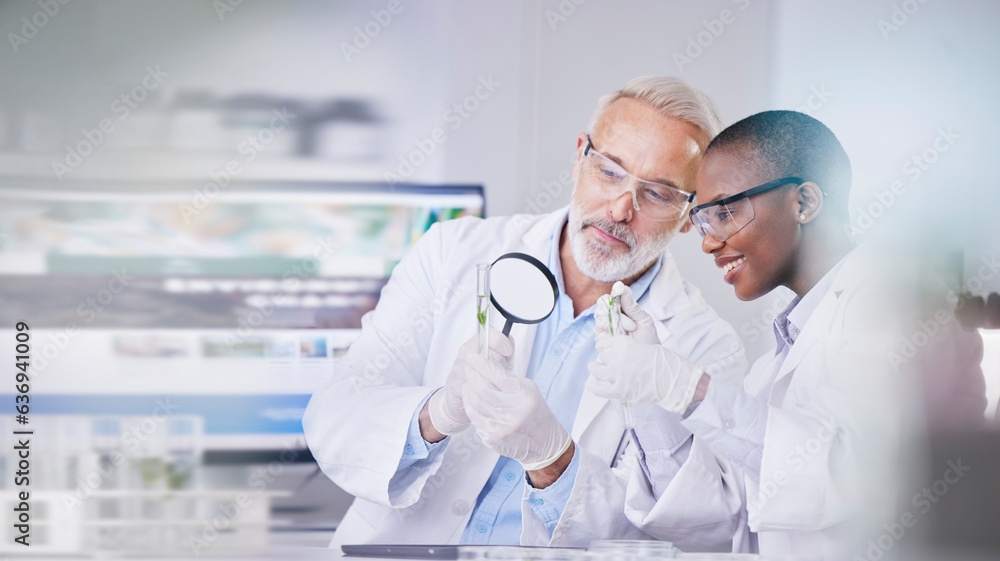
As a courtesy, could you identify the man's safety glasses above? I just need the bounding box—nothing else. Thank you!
[580,135,696,221]
[688,177,806,243]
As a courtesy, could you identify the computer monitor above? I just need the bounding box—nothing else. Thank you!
[0,179,484,455]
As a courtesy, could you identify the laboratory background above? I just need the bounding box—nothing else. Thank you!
[0,0,998,558]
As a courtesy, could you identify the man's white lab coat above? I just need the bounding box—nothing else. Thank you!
[302,208,748,549]
[623,247,987,559]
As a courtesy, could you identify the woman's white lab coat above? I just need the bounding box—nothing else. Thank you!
[623,247,987,559]
[302,208,748,549]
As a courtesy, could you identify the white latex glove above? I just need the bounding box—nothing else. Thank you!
[594,281,658,345]
[461,355,573,471]
[586,335,704,414]
[427,327,514,435]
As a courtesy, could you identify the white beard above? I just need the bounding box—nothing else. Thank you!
[566,193,681,283]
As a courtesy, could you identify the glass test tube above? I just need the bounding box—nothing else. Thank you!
[608,293,636,430]
[621,402,636,430]
[476,263,491,357]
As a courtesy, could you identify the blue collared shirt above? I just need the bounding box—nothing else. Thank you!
[774,257,846,353]
[397,211,662,544]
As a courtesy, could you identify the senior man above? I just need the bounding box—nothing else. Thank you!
[303,76,747,549]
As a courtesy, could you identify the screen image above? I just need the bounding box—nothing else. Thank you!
[0,180,484,450]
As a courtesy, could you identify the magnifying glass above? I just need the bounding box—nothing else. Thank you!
[489,252,559,337]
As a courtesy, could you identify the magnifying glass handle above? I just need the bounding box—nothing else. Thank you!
[501,318,513,337]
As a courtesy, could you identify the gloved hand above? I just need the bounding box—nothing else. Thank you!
[461,355,573,471]
[586,335,704,414]
[427,327,514,435]
[594,281,658,345]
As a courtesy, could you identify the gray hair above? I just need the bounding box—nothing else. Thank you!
[589,76,723,143]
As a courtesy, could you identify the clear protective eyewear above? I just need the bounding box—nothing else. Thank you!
[688,177,806,243]
[580,135,696,221]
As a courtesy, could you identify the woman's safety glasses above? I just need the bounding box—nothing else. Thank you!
[580,135,696,221]
[689,177,806,243]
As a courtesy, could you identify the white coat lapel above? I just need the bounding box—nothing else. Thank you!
[777,289,837,375]
[572,387,607,441]
[768,287,837,406]
[771,250,864,392]
[769,330,819,404]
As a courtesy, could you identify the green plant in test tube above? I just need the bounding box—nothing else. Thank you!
[476,263,491,356]
[607,283,634,429]
[608,295,617,336]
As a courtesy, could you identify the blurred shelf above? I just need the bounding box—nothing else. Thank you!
[0,488,284,555]
[80,519,290,527]
[65,489,293,498]
[0,151,390,183]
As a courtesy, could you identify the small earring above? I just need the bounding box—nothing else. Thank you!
[799,214,806,221]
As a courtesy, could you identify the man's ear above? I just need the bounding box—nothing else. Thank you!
[796,181,824,223]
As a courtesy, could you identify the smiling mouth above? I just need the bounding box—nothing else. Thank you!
[721,256,746,284]
[722,257,745,275]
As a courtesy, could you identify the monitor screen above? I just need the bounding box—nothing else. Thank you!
[0,180,484,452]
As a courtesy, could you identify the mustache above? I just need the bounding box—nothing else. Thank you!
[579,216,636,250]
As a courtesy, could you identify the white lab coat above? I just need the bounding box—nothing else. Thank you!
[628,247,987,559]
[302,208,747,549]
